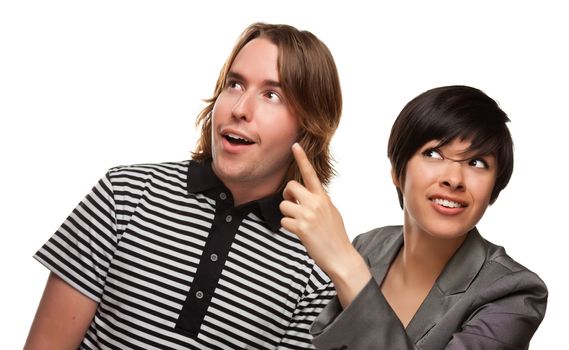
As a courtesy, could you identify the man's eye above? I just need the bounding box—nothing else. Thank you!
[469,158,488,169]
[422,148,443,159]
[227,81,243,90]
[265,91,281,102]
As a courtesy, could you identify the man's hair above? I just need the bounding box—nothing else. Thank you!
[387,85,514,208]
[192,22,342,187]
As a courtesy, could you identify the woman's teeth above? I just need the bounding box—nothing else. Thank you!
[432,198,464,208]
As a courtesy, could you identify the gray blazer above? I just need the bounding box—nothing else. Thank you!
[311,226,547,349]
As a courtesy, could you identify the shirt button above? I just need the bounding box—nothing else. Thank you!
[195,291,204,299]
[225,215,232,222]
[210,253,218,262]
[219,192,227,200]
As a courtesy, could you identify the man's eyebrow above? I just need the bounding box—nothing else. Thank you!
[227,71,243,81]
[226,71,281,88]
[264,79,281,88]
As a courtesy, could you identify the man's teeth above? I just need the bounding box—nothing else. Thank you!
[225,133,253,144]
[432,198,464,208]
[226,133,249,141]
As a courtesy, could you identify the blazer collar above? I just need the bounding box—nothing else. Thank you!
[435,228,487,294]
[367,227,404,286]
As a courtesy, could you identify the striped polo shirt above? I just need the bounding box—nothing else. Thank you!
[34,160,335,349]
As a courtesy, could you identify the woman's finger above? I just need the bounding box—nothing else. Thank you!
[292,143,323,194]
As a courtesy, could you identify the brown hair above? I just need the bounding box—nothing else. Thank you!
[192,22,342,187]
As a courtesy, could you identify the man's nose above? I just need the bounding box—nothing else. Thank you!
[231,91,254,121]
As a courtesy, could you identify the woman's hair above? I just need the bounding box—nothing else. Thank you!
[192,22,342,187]
[388,85,514,208]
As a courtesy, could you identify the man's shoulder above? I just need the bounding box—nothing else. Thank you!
[108,160,189,179]
[104,160,190,195]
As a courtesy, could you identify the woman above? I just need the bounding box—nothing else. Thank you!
[280,85,547,349]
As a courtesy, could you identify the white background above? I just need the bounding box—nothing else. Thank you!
[1,1,566,348]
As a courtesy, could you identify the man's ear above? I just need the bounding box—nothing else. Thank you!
[391,168,400,188]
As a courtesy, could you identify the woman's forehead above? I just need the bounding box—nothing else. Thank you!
[428,138,496,158]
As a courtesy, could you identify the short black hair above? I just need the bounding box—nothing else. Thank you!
[388,85,514,208]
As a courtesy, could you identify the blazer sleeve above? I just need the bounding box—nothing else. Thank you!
[445,269,548,350]
[311,277,414,349]
[310,267,547,350]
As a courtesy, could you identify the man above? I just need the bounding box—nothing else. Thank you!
[25,22,342,349]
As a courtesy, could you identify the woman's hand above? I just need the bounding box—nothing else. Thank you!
[280,143,371,307]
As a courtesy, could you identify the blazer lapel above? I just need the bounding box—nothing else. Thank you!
[367,228,404,286]
[405,228,487,342]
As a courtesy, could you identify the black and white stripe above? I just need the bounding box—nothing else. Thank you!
[35,161,335,349]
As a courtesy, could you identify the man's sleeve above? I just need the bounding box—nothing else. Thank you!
[277,270,336,349]
[34,173,120,302]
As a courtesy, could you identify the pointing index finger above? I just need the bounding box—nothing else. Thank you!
[292,143,323,193]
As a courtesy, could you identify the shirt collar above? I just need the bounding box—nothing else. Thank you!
[186,160,283,232]
[187,159,224,193]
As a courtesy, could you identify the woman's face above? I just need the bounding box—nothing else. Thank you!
[395,138,497,240]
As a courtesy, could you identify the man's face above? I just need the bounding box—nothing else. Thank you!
[211,38,299,203]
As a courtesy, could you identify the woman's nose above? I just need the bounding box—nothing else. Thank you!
[440,161,465,191]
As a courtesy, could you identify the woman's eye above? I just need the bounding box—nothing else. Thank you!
[469,158,488,169]
[423,148,443,159]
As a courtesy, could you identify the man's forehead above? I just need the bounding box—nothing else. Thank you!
[228,39,281,85]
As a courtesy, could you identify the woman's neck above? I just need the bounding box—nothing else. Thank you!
[399,227,466,284]
[380,223,468,328]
